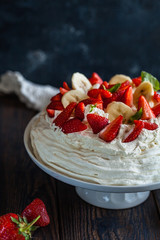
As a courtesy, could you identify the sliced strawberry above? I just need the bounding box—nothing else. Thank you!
[134,120,158,130]
[81,98,103,109]
[63,81,70,90]
[62,118,87,134]
[53,102,77,127]
[123,120,144,142]
[59,87,68,95]
[75,102,85,120]
[51,93,62,101]
[138,95,156,120]
[46,109,55,118]
[152,103,160,116]
[121,86,133,107]
[89,72,103,85]
[100,81,109,89]
[88,89,112,99]
[119,80,131,89]
[132,76,142,87]
[153,91,160,102]
[46,101,64,110]
[87,114,109,134]
[99,115,123,142]
[103,88,127,108]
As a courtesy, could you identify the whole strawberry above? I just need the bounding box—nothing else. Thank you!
[22,198,50,227]
[0,213,39,240]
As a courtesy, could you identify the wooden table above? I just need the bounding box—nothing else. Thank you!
[1,94,160,240]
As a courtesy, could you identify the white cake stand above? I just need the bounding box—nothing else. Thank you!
[24,115,160,209]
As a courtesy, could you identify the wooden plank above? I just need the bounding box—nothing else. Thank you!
[0,95,60,240]
[57,182,160,240]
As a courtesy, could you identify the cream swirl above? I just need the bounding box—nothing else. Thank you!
[30,109,160,186]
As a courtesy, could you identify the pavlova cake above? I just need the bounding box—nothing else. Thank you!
[30,71,160,186]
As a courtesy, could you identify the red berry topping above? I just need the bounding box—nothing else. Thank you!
[132,76,142,87]
[59,87,68,95]
[75,102,85,120]
[46,101,64,111]
[87,114,109,134]
[63,81,70,90]
[81,98,103,109]
[153,91,160,103]
[50,93,62,101]
[62,118,87,134]
[152,103,160,116]
[123,120,144,142]
[89,72,103,85]
[46,108,55,118]
[88,89,112,99]
[99,115,123,142]
[134,120,158,130]
[22,198,50,227]
[53,102,77,127]
[138,95,155,120]
[121,86,133,107]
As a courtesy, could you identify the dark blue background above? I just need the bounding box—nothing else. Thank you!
[1,0,160,87]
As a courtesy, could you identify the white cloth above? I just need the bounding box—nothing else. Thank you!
[0,71,58,111]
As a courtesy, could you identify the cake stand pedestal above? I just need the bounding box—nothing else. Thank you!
[76,187,150,209]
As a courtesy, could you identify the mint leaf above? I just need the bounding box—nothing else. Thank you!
[128,108,142,123]
[89,104,97,112]
[141,71,160,91]
[108,83,121,93]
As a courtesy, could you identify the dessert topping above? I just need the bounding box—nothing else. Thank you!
[48,71,160,142]
[99,115,123,142]
[87,114,109,134]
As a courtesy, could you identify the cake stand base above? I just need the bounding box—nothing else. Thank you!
[75,187,150,209]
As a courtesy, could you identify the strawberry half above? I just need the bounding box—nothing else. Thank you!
[81,98,103,109]
[22,198,50,227]
[88,89,112,99]
[53,102,77,127]
[63,81,70,90]
[153,91,160,103]
[87,114,109,134]
[121,86,133,107]
[62,118,87,134]
[59,87,68,95]
[100,81,109,89]
[51,93,62,101]
[152,103,160,116]
[46,101,64,111]
[99,115,123,142]
[75,102,85,121]
[138,95,155,120]
[89,72,103,85]
[46,108,55,118]
[123,120,144,142]
[132,76,142,87]
[134,120,158,130]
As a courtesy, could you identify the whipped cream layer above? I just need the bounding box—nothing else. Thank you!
[30,111,160,186]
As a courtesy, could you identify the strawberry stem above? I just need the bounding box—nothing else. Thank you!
[21,215,40,233]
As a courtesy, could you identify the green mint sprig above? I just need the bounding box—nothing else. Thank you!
[107,83,121,93]
[128,108,142,123]
[141,71,160,91]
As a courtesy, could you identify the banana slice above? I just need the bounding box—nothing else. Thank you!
[61,89,88,108]
[133,81,154,107]
[109,74,132,84]
[106,101,135,122]
[72,72,92,93]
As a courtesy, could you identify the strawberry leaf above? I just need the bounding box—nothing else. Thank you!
[141,71,160,91]
[129,108,142,123]
[108,83,121,93]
